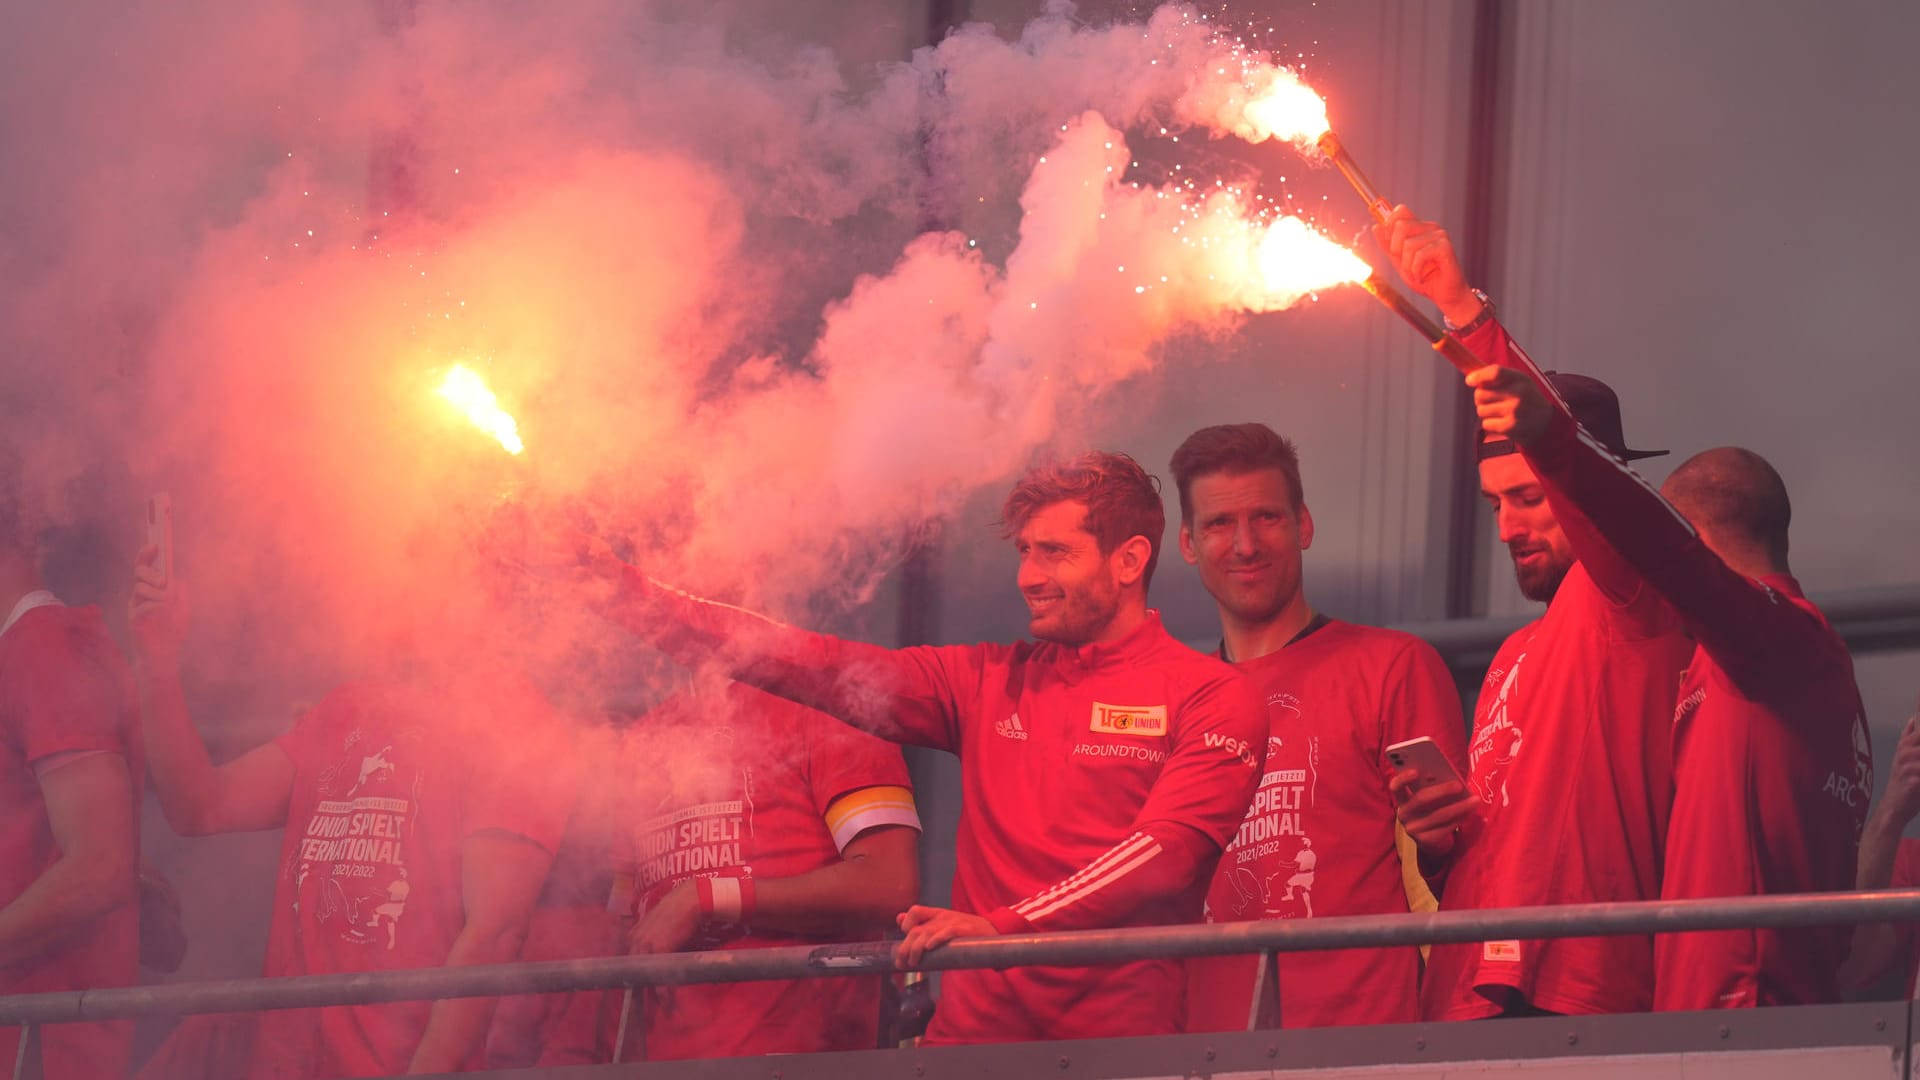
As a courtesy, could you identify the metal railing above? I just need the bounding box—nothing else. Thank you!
[6,889,1920,1074]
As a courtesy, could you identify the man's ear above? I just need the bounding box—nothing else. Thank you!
[1177,523,1199,566]
[1298,504,1315,551]
[1113,534,1154,587]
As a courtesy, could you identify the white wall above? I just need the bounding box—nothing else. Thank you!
[1486,0,1920,807]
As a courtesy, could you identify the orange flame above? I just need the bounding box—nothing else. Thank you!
[1255,217,1371,300]
[1242,69,1330,146]
[436,365,525,455]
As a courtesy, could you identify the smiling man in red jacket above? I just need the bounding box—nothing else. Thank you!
[581,451,1266,1044]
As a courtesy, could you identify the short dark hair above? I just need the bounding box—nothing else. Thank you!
[1168,423,1304,522]
[998,451,1165,591]
[1664,446,1792,563]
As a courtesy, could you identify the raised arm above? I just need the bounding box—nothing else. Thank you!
[1473,368,1840,691]
[602,566,972,752]
[128,544,293,834]
[1373,206,1652,612]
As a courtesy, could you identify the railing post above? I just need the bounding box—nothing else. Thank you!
[612,987,636,1063]
[11,1022,31,1080]
[1245,949,1281,1031]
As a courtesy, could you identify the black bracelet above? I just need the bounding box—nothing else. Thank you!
[1446,288,1496,336]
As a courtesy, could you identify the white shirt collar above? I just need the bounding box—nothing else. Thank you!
[1,590,62,639]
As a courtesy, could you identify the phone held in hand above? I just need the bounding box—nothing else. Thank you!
[1385,735,1464,795]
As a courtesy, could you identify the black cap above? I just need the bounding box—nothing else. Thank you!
[1479,371,1667,462]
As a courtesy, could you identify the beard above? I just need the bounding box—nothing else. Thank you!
[1510,543,1574,603]
[1029,577,1122,646]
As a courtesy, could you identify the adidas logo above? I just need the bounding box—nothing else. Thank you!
[995,712,1029,741]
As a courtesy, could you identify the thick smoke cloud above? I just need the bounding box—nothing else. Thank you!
[3,0,1335,692]
[2,0,1362,1034]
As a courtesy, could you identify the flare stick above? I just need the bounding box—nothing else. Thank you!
[1316,131,1393,224]
[1359,273,1484,375]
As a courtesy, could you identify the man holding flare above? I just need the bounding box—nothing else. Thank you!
[1401,238,1874,1008]
[1378,203,1872,1011]
[1375,206,1692,1019]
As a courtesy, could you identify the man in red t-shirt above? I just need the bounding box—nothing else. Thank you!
[1378,208,1692,1019]
[1848,705,1920,999]
[1166,423,1468,1030]
[1468,357,1874,1009]
[0,509,142,1078]
[485,679,923,1067]
[129,546,577,1078]
[570,452,1266,1044]
[602,677,921,1060]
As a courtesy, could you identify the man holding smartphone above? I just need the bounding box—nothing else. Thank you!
[1168,423,1470,1030]
[128,538,577,1077]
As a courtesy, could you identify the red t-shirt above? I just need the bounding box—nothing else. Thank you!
[1516,411,1874,1009]
[247,677,576,1079]
[1185,619,1464,1030]
[0,603,143,1078]
[625,586,1266,1044]
[610,681,919,1061]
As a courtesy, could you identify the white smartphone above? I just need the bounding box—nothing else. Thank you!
[1385,735,1465,793]
[146,493,173,587]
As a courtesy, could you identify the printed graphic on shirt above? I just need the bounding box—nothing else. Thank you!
[293,728,423,950]
[1823,716,1875,822]
[629,750,759,949]
[1089,702,1168,737]
[1483,940,1521,963]
[1469,658,1527,808]
[1070,742,1167,764]
[1203,730,1262,768]
[1218,691,1321,921]
[1673,683,1705,726]
[995,712,1028,741]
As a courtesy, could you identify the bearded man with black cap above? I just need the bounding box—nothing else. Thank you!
[1467,352,1873,1012]
[1375,205,1692,1020]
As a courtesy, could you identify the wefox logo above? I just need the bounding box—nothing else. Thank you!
[1204,731,1260,768]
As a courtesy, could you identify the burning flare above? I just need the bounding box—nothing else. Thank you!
[1241,69,1331,146]
[436,365,525,455]
[1254,217,1371,302]
[1236,66,1393,222]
